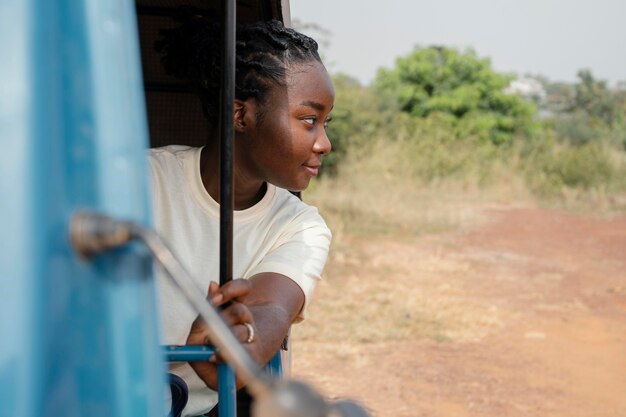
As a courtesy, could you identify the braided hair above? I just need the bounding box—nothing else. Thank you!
[156,9,322,127]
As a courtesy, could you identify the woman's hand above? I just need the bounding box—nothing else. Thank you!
[186,279,263,390]
[186,273,305,390]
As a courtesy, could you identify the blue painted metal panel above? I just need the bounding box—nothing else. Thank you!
[0,2,41,417]
[0,1,166,417]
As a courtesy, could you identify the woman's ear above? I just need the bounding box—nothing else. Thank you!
[234,99,260,134]
[234,99,247,133]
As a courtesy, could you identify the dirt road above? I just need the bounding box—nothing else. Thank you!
[292,207,626,417]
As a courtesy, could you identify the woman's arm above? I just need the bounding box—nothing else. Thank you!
[245,272,304,361]
[186,273,304,390]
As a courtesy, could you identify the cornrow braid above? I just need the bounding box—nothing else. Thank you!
[155,9,322,127]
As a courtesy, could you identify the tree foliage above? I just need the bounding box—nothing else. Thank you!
[374,46,536,144]
[323,73,396,174]
[541,70,626,147]
[570,69,622,126]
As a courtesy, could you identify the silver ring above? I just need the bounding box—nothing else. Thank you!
[243,322,255,344]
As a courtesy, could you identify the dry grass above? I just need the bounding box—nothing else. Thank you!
[305,137,534,240]
[293,237,505,348]
[290,131,626,416]
[294,142,524,352]
[294,137,625,359]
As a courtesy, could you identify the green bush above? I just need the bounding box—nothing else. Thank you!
[321,48,626,208]
[374,46,537,145]
[323,74,397,175]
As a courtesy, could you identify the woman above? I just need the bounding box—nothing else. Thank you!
[150,14,334,417]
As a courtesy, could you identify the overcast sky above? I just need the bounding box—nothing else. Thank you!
[290,0,625,86]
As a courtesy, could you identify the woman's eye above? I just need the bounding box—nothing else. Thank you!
[302,117,316,126]
[324,116,333,128]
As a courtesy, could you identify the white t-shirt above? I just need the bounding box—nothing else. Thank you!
[148,145,331,416]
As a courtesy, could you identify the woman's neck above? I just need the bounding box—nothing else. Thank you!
[200,142,267,211]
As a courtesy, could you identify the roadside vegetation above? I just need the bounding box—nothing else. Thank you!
[308,46,626,238]
[293,46,626,417]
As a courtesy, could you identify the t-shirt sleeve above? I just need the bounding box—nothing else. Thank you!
[246,207,331,321]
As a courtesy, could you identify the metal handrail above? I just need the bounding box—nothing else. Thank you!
[163,345,217,362]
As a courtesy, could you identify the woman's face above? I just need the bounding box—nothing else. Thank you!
[237,61,335,192]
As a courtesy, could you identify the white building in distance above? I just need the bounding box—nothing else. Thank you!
[505,77,546,102]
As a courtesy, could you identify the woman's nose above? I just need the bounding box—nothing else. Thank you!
[313,129,332,155]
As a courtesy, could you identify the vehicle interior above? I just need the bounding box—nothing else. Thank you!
[135,0,289,148]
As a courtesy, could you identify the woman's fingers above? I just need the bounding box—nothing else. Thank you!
[220,301,254,327]
[210,278,251,306]
[188,280,254,347]
[187,303,253,345]
[187,315,210,345]
[207,281,219,298]
[231,322,256,344]
[210,322,258,365]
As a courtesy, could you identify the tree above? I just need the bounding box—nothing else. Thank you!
[322,73,394,174]
[374,46,536,144]
[543,70,626,147]
[570,69,620,126]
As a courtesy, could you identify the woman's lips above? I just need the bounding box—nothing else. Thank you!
[303,165,320,176]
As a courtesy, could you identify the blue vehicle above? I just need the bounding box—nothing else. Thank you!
[1,1,369,416]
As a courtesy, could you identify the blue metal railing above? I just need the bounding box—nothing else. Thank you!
[163,345,283,417]
[164,345,217,362]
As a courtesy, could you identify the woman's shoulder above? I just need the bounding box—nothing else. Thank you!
[270,187,329,231]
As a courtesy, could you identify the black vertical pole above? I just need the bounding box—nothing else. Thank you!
[219,0,235,287]
[218,0,237,415]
